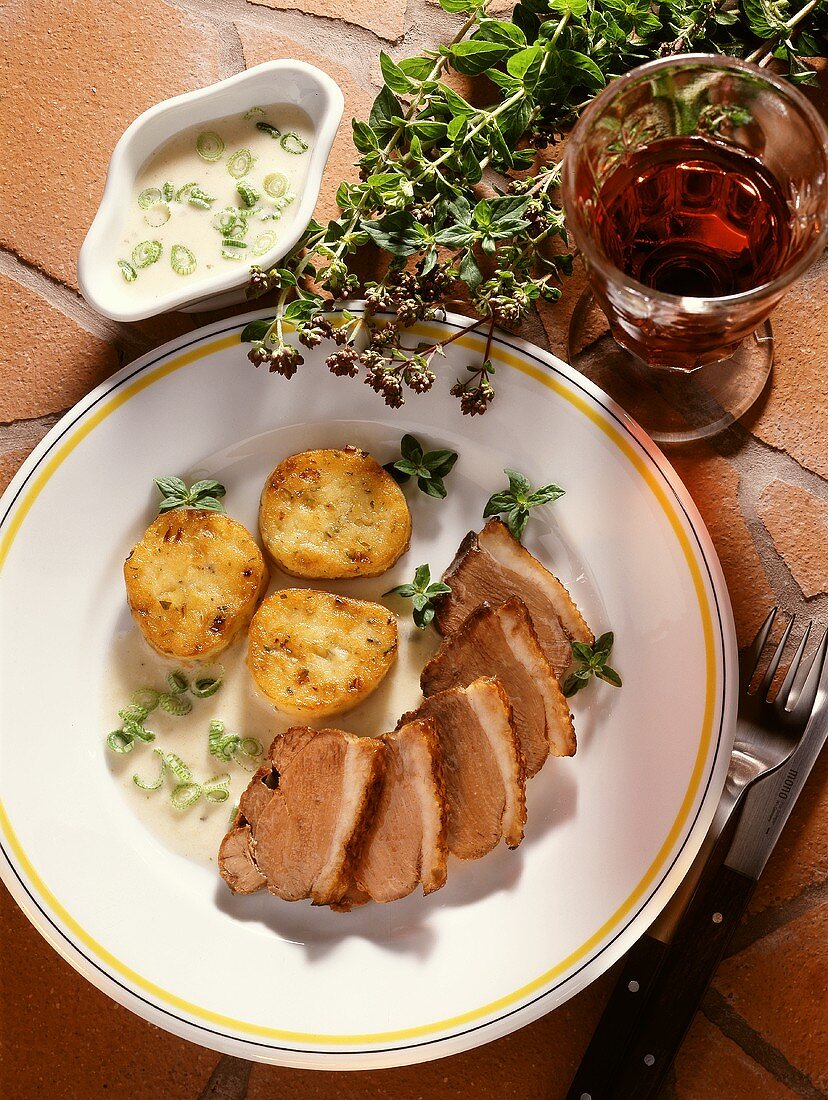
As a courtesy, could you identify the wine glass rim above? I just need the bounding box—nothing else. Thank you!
[562,52,828,310]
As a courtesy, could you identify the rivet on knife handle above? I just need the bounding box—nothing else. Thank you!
[610,862,756,1100]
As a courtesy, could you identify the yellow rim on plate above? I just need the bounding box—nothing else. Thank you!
[0,315,722,1048]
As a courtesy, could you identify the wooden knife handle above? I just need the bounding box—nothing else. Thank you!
[563,934,669,1100]
[610,863,756,1099]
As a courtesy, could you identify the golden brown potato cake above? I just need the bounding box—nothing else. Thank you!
[248,589,398,717]
[259,447,411,578]
[124,509,268,660]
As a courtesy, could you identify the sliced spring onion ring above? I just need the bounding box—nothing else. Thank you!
[144,203,171,228]
[212,208,238,235]
[259,211,282,222]
[191,675,223,699]
[188,186,216,209]
[132,688,161,712]
[133,750,167,791]
[244,106,264,119]
[226,148,255,179]
[132,240,162,268]
[222,237,247,249]
[237,182,259,207]
[167,671,189,695]
[137,187,162,210]
[202,777,231,803]
[170,782,203,810]
[117,260,137,283]
[159,691,192,715]
[221,248,245,260]
[107,730,135,754]
[196,131,225,161]
[252,230,278,256]
[263,172,288,199]
[162,182,175,202]
[280,131,309,154]
[256,121,281,139]
[175,181,198,201]
[170,244,197,276]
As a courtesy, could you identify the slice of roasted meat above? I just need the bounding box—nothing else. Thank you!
[218,727,385,906]
[421,597,575,776]
[348,718,448,905]
[435,519,593,679]
[399,677,526,859]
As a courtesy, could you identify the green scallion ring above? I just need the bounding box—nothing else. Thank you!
[280,131,309,155]
[144,203,171,228]
[227,149,255,179]
[132,688,161,712]
[259,211,282,222]
[188,197,213,210]
[162,182,175,202]
[262,172,288,199]
[256,121,281,139]
[117,260,138,283]
[222,237,247,249]
[191,676,223,699]
[196,131,225,162]
[237,182,259,207]
[132,240,162,268]
[244,106,264,120]
[274,193,295,210]
[252,230,278,257]
[138,187,162,210]
[170,245,197,276]
[221,248,245,261]
[171,782,203,810]
[175,181,198,201]
[107,730,134,754]
[212,209,238,235]
[159,691,193,715]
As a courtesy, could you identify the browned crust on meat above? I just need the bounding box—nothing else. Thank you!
[433,529,479,635]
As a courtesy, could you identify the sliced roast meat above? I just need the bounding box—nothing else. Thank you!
[351,718,448,904]
[399,677,526,859]
[218,815,266,895]
[219,726,385,906]
[421,597,575,776]
[435,519,593,679]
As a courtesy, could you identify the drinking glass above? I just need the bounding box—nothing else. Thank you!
[561,54,828,444]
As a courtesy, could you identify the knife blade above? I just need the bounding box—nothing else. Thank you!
[564,675,828,1100]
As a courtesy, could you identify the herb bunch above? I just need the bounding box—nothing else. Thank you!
[242,0,826,414]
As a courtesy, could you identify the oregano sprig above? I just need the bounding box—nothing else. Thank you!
[385,434,459,498]
[155,476,227,514]
[385,564,452,629]
[562,632,622,697]
[240,0,826,414]
[484,468,565,540]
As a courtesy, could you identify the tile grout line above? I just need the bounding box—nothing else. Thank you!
[0,413,63,455]
[0,248,146,353]
[701,987,827,1099]
[726,884,828,959]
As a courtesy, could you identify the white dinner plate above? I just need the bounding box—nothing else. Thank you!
[0,307,737,1069]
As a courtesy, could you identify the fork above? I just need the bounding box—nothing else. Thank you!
[564,608,828,1100]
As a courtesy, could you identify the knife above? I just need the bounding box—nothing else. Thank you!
[564,704,828,1100]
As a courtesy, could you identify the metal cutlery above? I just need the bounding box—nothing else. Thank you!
[565,609,828,1100]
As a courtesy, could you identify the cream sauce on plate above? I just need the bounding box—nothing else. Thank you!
[105,612,437,868]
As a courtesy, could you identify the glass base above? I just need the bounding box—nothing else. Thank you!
[567,291,773,445]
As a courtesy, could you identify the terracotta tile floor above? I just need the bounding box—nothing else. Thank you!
[1,3,826,1097]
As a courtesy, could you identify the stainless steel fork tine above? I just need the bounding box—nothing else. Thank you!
[741,606,777,684]
[759,613,795,698]
[787,627,828,722]
[776,621,812,709]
